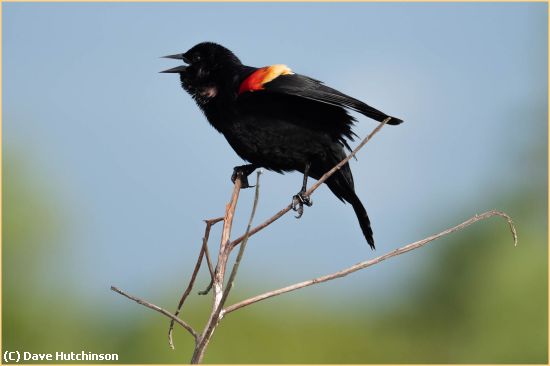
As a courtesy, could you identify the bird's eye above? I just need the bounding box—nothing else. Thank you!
[192,54,201,63]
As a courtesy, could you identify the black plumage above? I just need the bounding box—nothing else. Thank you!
[162,42,403,248]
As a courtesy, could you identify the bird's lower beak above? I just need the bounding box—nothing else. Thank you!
[160,53,189,73]
[160,65,188,73]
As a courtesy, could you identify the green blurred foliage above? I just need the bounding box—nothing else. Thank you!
[3,149,547,363]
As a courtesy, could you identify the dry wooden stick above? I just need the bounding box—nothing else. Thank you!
[218,171,262,313]
[168,217,223,349]
[198,231,216,293]
[215,176,243,285]
[111,286,198,342]
[223,210,517,315]
[197,229,217,296]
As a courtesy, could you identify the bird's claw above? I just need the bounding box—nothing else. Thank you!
[291,192,313,219]
[231,167,254,188]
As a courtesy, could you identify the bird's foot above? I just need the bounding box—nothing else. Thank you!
[231,165,256,188]
[291,191,313,219]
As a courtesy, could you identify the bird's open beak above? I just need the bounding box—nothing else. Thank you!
[160,53,189,73]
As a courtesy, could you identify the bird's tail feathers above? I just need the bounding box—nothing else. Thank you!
[348,192,375,249]
[325,172,375,249]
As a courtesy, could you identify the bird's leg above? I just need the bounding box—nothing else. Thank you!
[292,162,313,219]
[231,164,258,189]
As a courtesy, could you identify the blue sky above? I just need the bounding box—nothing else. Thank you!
[3,2,547,307]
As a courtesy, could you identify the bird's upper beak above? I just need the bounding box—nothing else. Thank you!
[160,53,189,73]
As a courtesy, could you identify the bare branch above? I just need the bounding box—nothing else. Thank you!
[111,286,198,342]
[219,171,262,313]
[200,223,217,286]
[198,222,218,296]
[168,217,223,349]
[215,177,243,285]
[229,117,391,250]
[223,210,517,315]
[201,218,223,284]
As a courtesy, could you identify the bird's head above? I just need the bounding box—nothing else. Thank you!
[161,42,242,106]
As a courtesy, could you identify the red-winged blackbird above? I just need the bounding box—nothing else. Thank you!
[162,42,403,248]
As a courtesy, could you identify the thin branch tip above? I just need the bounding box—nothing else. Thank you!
[498,210,518,247]
[111,285,198,342]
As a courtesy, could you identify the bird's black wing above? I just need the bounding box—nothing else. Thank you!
[260,73,403,125]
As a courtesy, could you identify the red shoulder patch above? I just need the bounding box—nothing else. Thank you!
[238,64,293,95]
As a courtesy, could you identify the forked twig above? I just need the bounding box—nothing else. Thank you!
[190,171,262,363]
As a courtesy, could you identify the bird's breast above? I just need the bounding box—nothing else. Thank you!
[220,114,333,172]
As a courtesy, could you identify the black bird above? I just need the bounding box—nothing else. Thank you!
[161,42,402,248]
